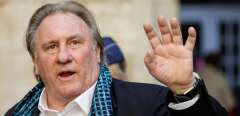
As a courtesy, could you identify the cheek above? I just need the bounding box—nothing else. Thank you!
[73,51,91,65]
[71,48,98,65]
[36,57,57,88]
[36,54,56,76]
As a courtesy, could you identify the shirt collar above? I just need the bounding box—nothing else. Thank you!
[74,81,97,113]
[38,88,58,113]
[38,81,97,114]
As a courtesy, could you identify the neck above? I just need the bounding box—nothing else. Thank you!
[45,90,75,111]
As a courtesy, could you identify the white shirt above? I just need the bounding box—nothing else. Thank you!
[38,82,97,116]
[38,73,200,116]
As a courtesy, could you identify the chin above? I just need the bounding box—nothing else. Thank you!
[58,84,83,99]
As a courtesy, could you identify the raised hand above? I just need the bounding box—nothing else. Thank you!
[143,16,197,94]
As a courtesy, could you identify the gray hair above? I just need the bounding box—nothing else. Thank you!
[26,1,104,63]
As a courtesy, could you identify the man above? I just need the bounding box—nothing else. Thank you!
[5,1,227,116]
[103,36,127,80]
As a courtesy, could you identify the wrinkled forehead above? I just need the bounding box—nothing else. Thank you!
[36,12,94,42]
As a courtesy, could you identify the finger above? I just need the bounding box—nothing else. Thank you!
[158,16,172,44]
[170,17,183,45]
[144,51,155,70]
[154,45,167,57]
[185,27,197,51]
[144,23,161,49]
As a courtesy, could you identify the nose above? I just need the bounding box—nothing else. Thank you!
[57,47,72,64]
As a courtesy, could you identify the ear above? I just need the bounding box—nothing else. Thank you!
[96,46,101,63]
[32,57,39,75]
[33,64,39,76]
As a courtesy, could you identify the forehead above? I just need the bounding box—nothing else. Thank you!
[36,12,92,41]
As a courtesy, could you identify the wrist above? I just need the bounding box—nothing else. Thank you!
[171,73,201,103]
[173,74,196,95]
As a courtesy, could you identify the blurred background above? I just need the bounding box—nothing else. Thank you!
[0,0,239,115]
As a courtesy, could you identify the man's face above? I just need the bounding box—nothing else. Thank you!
[34,13,100,100]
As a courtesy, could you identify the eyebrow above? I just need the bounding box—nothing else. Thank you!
[47,35,82,44]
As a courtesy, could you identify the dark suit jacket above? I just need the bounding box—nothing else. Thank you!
[5,79,227,116]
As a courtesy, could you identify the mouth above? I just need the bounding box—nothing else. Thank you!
[58,71,76,80]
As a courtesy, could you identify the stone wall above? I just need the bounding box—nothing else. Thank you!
[0,0,178,114]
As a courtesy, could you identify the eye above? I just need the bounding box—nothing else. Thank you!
[69,39,81,49]
[44,43,58,54]
[47,44,57,50]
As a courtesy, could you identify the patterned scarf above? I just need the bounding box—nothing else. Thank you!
[14,81,44,116]
[13,65,113,116]
[89,65,113,116]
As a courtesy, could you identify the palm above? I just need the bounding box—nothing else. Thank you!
[143,16,196,94]
[152,44,193,87]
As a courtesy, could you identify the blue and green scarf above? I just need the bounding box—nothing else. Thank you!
[14,65,113,116]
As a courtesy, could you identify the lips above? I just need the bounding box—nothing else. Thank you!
[58,71,76,78]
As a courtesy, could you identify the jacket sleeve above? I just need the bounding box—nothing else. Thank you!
[167,79,228,116]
